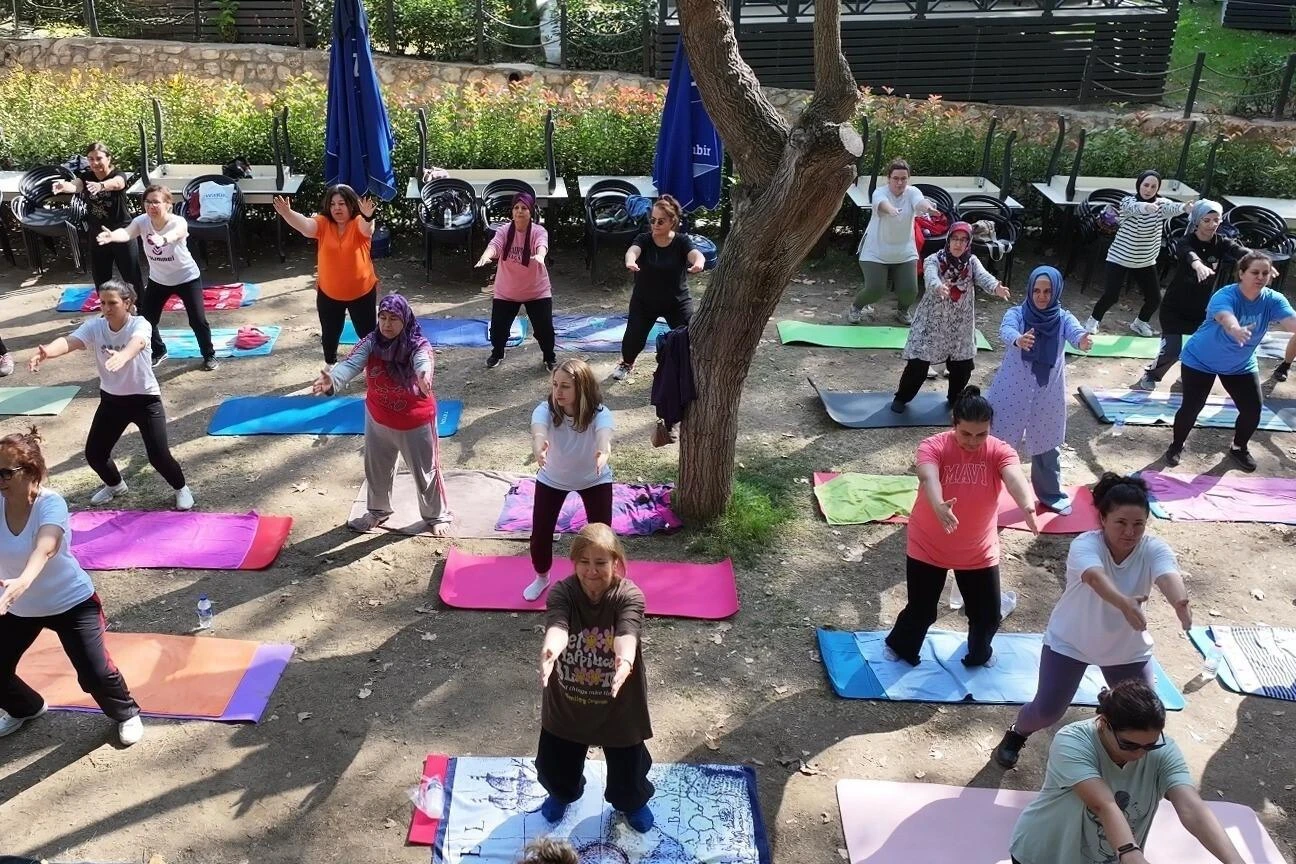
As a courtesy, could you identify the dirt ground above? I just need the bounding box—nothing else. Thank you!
[0,226,1293,864]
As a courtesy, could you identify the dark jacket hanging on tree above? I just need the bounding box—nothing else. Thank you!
[651,326,695,428]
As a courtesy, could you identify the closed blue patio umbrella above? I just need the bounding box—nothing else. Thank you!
[325,0,397,201]
[653,40,723,212]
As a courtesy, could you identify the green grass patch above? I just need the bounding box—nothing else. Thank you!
[1169,4,1296,114]
[686,459,808,566]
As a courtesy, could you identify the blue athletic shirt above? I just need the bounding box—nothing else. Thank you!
[1179,284,1295,376]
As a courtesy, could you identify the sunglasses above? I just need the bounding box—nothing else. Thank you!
[0,467,22,481]
[650,216,672,226]
[1111,729,1167,752]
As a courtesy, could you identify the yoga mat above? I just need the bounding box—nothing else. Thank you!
[495,478,683,535]
[350,469,520,538]
[811,379,952,429]
[57,282,261,313]
[552,314,669,353]
[1190,625,1296,701]
[68,511,290,570]
[837,779,1285,864]
[1077,386,1296,432]
[816,628,1184,708]
[1257,330,1294,361]
[813,473,920,524]
[208,396,462,437]
[17,630,293,721]
[0,386,79,416]
[240,514,294,569]
[1065,332,1160,358]
[1142,471,1296,524]
[418,755,771,863]
[408,753,451,845]
[340,316,528,347]
[438,548,739,619]
[162,325,281,359]
[777,321,992,351]
[811,472,1099,534]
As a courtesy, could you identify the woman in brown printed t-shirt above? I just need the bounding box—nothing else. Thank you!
[536,523,655,833]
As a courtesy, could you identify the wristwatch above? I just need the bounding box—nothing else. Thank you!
[1116,842,1140,859]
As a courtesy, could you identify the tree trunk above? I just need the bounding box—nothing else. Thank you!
[673,0,861,522]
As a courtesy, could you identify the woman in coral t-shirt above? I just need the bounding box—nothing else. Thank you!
[476,192,556,372]
[885,386,1038,668]
[274,185,379,368]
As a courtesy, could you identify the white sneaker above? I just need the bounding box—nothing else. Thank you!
[1084,316,1101,335]
[0,353,13,377]
[1001,590,1019,620]
[0,701,47,737]
[522,573,550,602]
[1129,318,1156,338]
[118,715,144,746]
[847,305,873,324]
[882,645,901,662]
[174,486,195,511]
[899,307,915,325]
[611,362,632,381]
[90,481,128,505]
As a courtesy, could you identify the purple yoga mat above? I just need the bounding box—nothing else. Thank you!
[495,479,683,535]
[70,510,259,570]
[221,643,294,721]
[1143,471,1296,524]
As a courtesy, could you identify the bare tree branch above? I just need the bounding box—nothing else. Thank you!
[676,0,788,188]
[805,0,859,124]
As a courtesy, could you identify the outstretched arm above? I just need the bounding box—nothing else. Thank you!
[272,196,319,238]
[1000,463,1039,533]
[1166,785,1247,864]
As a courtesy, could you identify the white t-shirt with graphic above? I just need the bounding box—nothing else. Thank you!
[70,315,160,396]
[129,213,201,286]
[0,489,95,618]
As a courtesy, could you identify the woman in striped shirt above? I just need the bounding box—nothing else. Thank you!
[1084,171,1191,338]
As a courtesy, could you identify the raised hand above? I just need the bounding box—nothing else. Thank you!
[358,196,377,218]
[609,655,633,697]
[1121,594,1149,631]
[271,195,292,217]
[1016,328,1036,351]
[936,497,958,533]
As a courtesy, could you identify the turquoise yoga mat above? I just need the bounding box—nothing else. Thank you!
[207,396,462,437]
[340,316,528,347]
[0,386,80,416]
[162,326,281,359]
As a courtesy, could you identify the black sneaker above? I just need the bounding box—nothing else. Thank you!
[1275,361,1291,383]
[201,357,220,372]
[152,349,168,368]
[889,398,906,413]
[994,726,1028,769]
[543,359,558,373]
[485,353,503,369]
[1164,444,1183,467]
[1229,446,1257,472]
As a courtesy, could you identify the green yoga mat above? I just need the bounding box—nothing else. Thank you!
[1065,333,1160,359]
[0,386,80,416]
[814,473,919,525]
[777,321,992,351]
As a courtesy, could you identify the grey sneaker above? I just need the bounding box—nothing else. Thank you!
[847,304,873,324]
[201,357,220,372]
[0,353,13,377]
[1083,316,1101,335]
[1129,318,1156,338]
[0,701,47,737]
[1132,374,1156,392]
[611,362,632,381]
[90,481,129,505]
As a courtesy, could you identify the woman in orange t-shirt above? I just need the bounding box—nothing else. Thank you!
[273,185,379,367]
[885,386,1039,668]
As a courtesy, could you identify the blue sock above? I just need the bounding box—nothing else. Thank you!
[624,804,654,833]
[540,795,567,823]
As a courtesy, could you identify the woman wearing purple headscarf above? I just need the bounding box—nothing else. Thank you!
[475,192,557,371]
[312,294,451,534]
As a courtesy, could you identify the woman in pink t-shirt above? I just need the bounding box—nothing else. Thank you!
[475,192,556,371]
[885,386,1039,667]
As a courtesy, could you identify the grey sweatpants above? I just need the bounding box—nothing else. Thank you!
[364,413,451,525]
[854,260,919,310]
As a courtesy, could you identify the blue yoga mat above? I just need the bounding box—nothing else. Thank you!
[57,283,262,313]
[1078,385,1296,433]
[552,314,670,353]
[208,396,463,437]
[1188,625,1296,700]
[340,316,528,347]
[162,326,280,359]
[817,628,1184,709]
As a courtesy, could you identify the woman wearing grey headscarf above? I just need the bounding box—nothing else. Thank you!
[1134,200,1249,391]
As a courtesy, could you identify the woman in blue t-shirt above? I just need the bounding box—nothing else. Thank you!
[1167,251,1296,472]
[524,358,615,602]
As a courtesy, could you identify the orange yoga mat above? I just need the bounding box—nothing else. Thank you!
[18,630,260,718]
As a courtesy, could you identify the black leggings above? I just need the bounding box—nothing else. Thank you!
[530,480,612,575]
[90,235,144,295]
[140,277,214,360]
[621,294,692,366]
[1172,364,1263,450]
[317,286,378,364]
[885,555,1002,666]
[85,391,187,490]
[0,593,140,722]
[1093,262,1161,323]
[490,296,556,362]
[535,728,654,812]
[895,357,975,406]
[0,335,7,354]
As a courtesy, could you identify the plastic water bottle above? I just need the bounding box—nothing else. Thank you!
[1198,643,1221,683]
[948,582,964,610]
[442,206,453,228]
[1111,418,1126,438]
[197,594,213,630]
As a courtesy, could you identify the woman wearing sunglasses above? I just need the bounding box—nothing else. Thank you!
[1009,679,1245,864]
[994,473,1190,769]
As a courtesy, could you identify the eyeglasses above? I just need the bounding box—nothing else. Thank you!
[0,467,22,480]
[650,217,672,226]
[1112,729,1166,752]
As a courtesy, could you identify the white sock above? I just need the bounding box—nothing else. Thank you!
[175,485,195,511]
[523,573,550,602]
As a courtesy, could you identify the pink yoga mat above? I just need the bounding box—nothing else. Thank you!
[1143,471,1296,524]
[438,548,739,619]
[70,510,259,570]
[837,779,1285,863]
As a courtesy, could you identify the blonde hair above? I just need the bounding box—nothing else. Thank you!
[569,523,626,582]
[518,837,578,864]
[546,358,603,432]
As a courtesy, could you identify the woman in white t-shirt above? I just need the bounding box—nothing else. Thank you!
[523,358,614,602]
[993,473,1191,769]
[848,158,937,325]
[97,183,217,372]
[28,280,195,511]
[0,427,143,745]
